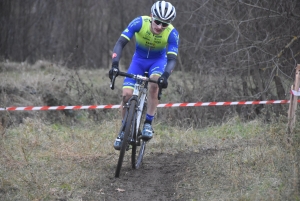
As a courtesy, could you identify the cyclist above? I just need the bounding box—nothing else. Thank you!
[109,1,179,150]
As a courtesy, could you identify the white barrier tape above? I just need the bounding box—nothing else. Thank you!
[156,100,292,107]
[0,100,298,111]
[1,105,121,111]
[291,90,300,96]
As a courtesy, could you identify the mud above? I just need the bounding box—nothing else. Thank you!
[83,151,202,201]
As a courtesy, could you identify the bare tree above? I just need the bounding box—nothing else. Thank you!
[177,0,299,99]
[1,0,299,123]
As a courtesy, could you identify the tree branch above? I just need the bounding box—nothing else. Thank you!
[239,0,283,16]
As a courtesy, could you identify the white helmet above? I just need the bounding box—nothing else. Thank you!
[151,1,176,22]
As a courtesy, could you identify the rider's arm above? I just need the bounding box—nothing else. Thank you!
[164,54,177,77]
[164,28,180,78]
[111,17,143,67]
[112,36,129,66]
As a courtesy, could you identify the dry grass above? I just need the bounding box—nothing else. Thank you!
[0,61,299,200]
[173,116,300,200]
[0,115,299,200]
[0,117,119,200]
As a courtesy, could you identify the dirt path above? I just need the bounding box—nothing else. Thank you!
[83,151,200,201]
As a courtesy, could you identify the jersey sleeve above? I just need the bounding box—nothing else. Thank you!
[121,16,143,41]
[167,29,179,56]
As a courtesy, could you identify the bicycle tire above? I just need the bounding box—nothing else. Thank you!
[131,116,137,169]
[115,100,137,178]
[135,140,146,169]
[132,101,147,169]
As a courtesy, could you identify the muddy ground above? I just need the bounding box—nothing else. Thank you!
[82,150,205,201]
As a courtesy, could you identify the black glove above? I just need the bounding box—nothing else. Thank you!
[109,65,119,80]
[157,72,170,89]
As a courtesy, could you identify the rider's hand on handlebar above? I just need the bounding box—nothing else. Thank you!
[109,65,119,80]
[157,72,170,89]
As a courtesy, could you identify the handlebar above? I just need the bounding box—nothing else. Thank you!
[110,69,163,100]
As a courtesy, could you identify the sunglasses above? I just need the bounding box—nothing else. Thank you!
[153,18,170,28]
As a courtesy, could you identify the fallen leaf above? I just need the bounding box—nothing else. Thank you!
[116,188,125,192]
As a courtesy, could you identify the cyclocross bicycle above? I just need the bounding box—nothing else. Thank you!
[110,69,162,178]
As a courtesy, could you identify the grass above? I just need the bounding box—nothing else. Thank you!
[0,61,299,200]
[1,115,299,200]
[0,117,117,200]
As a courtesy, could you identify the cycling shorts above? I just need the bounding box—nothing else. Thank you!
[123,54,167,89]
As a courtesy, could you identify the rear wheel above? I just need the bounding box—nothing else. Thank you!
[135,141,146,169]
[115,100,136,178]
[131,117,137,169]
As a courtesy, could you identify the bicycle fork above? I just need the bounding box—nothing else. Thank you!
[136,88,147,135]
[124,78,148,147]
[127,95,146,146]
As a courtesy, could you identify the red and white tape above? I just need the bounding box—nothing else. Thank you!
[157,100,292,107]
[0,100,298,111]
[291,89,300,96]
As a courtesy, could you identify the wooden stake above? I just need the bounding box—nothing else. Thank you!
[288,64,300,134]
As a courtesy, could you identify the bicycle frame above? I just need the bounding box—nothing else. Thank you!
[110,70,162,177]
[121,75,148,147]
[134,78,148,139]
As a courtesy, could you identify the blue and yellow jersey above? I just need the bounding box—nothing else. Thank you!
[121,16,179,59]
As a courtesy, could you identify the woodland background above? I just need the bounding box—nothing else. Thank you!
[0,0,300,126]
[1,1,300,200]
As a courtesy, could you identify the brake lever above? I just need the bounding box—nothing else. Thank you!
[110,68,119,90]
[158,86,162,100]
[157,79,163,100]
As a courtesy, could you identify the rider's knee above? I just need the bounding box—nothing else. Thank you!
[149,82,159,92]
[122,93,131,104]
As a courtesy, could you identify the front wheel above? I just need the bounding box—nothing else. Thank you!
[115,100,136,178]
